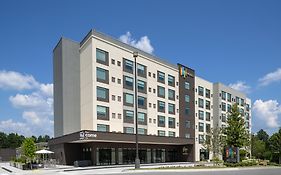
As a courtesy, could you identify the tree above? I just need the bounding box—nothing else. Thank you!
[22,138,36,163]
[223,104,250,148]
[269,128,281,164]
[257,129,269,142]
[0,132,8,148]
[251,136,266,159]
[203,127,225,159]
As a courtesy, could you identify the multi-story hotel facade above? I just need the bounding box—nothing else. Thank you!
[49,30,251,165]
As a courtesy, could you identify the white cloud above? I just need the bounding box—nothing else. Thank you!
[259,68,281,86]
[253,99,281,128]
[0,70,39,90]
[0,70,54,137]
[119,31,154,54]
[229,81,251,94]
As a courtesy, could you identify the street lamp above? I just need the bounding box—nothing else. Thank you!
[133,51,140,169]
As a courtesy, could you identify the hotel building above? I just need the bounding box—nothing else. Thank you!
[49,29,251,165]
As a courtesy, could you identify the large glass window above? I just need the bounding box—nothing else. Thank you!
[157,71,165,83]
[138,96,146,108]
[138,112,146,124]
[236,96,240,105]
[199,98,204,108]
[123,58,133,73]
[198,86,204,96]
[222,102,226,111]
[168,117,175,128]
[199,122,204,132]
[158,115,165,127]
[222,91,226,100]
[205,100,210,110]
[158,101,165,113]
[199,134,204,144]
[97,87,109,102]
[124,110,134,123]
[206,112,211,121]
[185,95,190,103]
[138,128,146,135]
[168,75,175,86]
[241,99,245,106]
[137,80,146,92]
[199,110,204,120]
[124,93,134,105]
[168,103,175,114]
[206,124,211,133]
[97,124,109,132]
[158,130,165,136]
[185,82,190,90]
[157,86,165,98]
[227,93,231,102]
[137,64,146,77]
[222,114,226,122]
[168,89,175,100]
[168,131,175,137]
[227,104,231,112]
[96,48,108,65]
[124,127,134,134]
[124,76,134,89]
[205,89,210,98]
[185,106,190,115]
[97,105,109,120]
[185,120,191,128]
[96,67,108,83]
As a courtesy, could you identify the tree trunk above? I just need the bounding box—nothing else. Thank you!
[279,155,281,164]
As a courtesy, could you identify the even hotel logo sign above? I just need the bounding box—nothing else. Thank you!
[80,131,97,140]
[178,64,194,78]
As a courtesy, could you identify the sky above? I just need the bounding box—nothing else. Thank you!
[0,0,280,137]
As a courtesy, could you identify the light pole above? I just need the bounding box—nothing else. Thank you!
[133,51,140,169]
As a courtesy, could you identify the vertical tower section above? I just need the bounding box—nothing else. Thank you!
[178,64,195,160]
[53,38,81,137]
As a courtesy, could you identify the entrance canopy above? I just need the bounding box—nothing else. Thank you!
[35,149,54,154]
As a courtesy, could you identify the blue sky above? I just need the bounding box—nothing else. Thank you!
[0,0,280,136]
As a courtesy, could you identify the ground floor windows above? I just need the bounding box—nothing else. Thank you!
[199,149,209,161]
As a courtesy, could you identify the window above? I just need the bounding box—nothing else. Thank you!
[97,105,109,120]
[205,100,210,110]
[112,95,116,101]
[149,118,152,123]
[168,89,175,101]
[222,114,226,122]
[206,124,211,133]
[168,117,175,128]
[199,110,204,120]
[118,113,121,119]
[246,104,250,112]
[158,130,165,136]
[157,86,165,98]
[96,48,108,65]
[245,113,250,120]
[240,108,244,115]
[199,98,204,108]
[97,87,109,102]
[168,103,175,114]
[124,76,134,89]
[124,110,134,123]
[185,120,191,128]
[199,134,204,144]
[198,86,204,96]
[137,80,146,92]
[206,89,210,98]
[199,122,204,132]
[241,99,245,106]
[153,89,156,93]
[185,95,190,103]
[117,78,121,84]
[227,93,231,102]
[124,93,134,106]
[158,115,165,127]
[157,71,165,83]
[138,112,146,125]
[168,75,175,86]
[138,128,147,135]
[112,77,115,82]
[227,104,231,112]
[185,82,190,90]
[111,59,115,65]
[117,61,121,66]
[236,96,240,105]
[185,106,190,115]
[222,91,226,100]
[118,96,121,102]
[158,101,165,113]
[97,124,109,132]
[222,102,226,111]
[149,87,151,92]
[124,127,134,134]
[148,72,151,77]
[112,113,116,119]
[246,122,249,129]
[153,73,156,78]
[137,64,146,77]
[96,67,108,83]
[168,131,175,137]
[123,58,133,73]
[206,112,211,121]
[185,133,191,139]
[138,96,146,108]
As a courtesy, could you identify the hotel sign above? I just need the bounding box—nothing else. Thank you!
[178,64,194,78]
[79,131,97,140]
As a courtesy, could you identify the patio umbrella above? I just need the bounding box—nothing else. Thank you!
[35,149,54,162]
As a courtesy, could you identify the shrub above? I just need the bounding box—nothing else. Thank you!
[224,160,258,167]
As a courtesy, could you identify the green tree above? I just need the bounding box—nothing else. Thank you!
[257,129,269,142]
[269,128,281,164]
[22,138,36,162]
[223,104,250,148]
[0,132,8,148]
[203,127,225,159]
[251,136,266,159]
